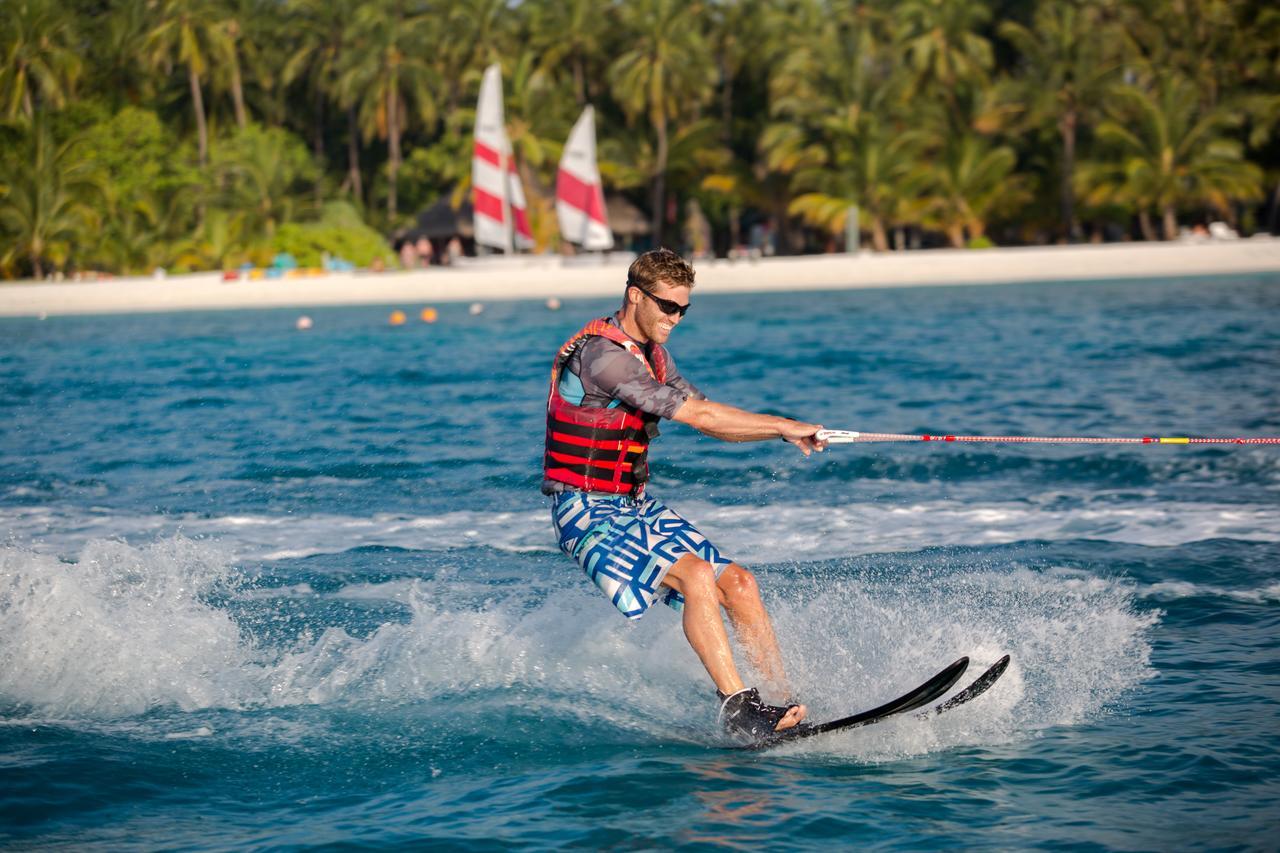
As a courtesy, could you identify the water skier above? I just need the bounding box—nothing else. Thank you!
[543,248,828,740]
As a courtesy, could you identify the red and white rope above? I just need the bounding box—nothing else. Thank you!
[816,430,1280,446]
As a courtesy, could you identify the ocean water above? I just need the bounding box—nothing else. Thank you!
[2,274,1278,850]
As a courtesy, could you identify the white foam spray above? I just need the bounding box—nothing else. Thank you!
[0,536,1158,763]
[4,494,1276,564]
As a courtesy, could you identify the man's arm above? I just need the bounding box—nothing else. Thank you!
[673,398,827,456]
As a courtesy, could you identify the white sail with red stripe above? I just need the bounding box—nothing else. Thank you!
[472,64,534,252]
[556,106,613,251]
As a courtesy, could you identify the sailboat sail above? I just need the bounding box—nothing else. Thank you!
[507,160,534,250]
[472,64,534,252]
[556,106,613,251]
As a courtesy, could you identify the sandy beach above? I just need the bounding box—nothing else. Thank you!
[2,238,1278,318]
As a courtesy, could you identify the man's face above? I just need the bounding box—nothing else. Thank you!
[631,278,690,345]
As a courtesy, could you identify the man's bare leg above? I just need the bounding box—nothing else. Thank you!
[662,554,805,730]
[716,563,793,698]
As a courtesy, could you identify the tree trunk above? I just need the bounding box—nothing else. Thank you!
[720,64,735,256]
[312,89,325,159]
[1268,179,1280,235]
[312,89,325,204]
[387,89,400,221]
[32,228,46,278]
[872,218,889,252]
[651,114,668,245]
[230,59,248,128]
[775,201,798,254]
[946,224,965,248]
[1162,205,1177,240]
[720,59,733,134]
[347,105,363,204]
[1059,109,1079,242]
[189,63,208,166]
[1137,210,1156,241]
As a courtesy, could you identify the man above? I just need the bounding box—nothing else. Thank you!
[543,247,828,741]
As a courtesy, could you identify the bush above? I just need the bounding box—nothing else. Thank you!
[270,202,394,269]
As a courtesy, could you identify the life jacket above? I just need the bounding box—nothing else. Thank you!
[543,318,669,495]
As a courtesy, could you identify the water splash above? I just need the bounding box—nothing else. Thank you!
[1,536,1157,761]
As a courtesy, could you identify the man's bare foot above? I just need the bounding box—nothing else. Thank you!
[719,689,808,740]
[775,703,807,731]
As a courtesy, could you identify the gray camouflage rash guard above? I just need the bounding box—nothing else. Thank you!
[541,315,705,495]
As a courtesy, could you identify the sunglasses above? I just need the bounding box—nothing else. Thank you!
[631,285,690,318]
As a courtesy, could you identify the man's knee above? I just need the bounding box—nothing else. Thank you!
[718,563,760,604]
[672,556,719,596]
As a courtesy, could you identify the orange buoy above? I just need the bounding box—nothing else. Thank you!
[389,310,406,326]
[420,307,438,323]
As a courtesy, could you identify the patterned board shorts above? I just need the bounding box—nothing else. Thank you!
[551,491,734,620]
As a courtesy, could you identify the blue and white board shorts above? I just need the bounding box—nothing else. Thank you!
[551,491,733,619]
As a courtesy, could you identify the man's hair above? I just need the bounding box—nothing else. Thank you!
[626,247,695,292]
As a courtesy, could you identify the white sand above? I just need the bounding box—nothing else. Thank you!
[2,238,1278,318]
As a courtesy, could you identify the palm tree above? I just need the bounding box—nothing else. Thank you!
[609,0,718,243]
[602,118,731,197]
[0,121,103,279]
[282,0,359,196]
[216,0,276,130]
[760,0,922,251]
[142,0,237,167]
[212,124,318,237]
[98,0,155,108]
[1078,73,1263,240]
[336,0,439,222]
[899,0,994,124]
[706,0,783,249]
[523,0,613,107]
[1120,0,1244,111]
[92,194,163,275]
[999,2,1125,241]
[0,0,83,121]
[167,207,252,271]
[434,0,511,115]
[787,112,925,252]
[912,127,1030,247]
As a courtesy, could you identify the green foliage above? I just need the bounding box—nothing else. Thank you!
[0,119,104,277]
[269,201,393,268]
[77,105,202,273]
[397,131,473,217]
[0,0,1277,278]
[211,123,318,235]
[1079,72,1264,239]
[0,0,83,121]
[82,106,201,205]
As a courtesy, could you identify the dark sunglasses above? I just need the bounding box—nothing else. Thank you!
[630,285,690,318]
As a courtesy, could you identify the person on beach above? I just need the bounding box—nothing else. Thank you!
[542,247,828,740]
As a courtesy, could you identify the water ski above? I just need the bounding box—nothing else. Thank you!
[734,656,968,750]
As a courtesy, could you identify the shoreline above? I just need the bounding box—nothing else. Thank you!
[2,238,1278,318]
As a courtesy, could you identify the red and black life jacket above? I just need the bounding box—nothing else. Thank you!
[543,318,669,495]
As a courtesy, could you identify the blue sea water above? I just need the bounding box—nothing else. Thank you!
[2,274,1279,850]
